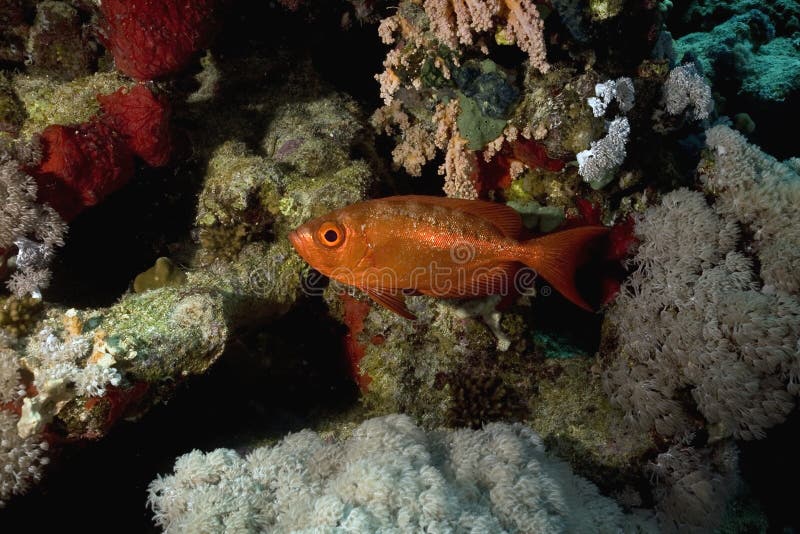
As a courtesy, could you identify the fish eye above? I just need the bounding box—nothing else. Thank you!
[318,222,345,247]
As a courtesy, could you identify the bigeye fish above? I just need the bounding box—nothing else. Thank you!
[288,195,609,319]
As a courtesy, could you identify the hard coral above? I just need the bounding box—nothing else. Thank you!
[100,0,217,81]
[98,85,173,167]
[28,121,134,221]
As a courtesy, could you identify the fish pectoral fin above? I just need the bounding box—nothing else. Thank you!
[364,288,417,320]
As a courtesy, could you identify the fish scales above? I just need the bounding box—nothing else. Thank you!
[289,195,610,318]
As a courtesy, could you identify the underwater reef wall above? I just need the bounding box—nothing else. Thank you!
[0,0,798,531]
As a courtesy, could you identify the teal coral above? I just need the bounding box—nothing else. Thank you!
[675,8,800,102]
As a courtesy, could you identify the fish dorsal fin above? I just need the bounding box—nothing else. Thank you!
[384,195,523,239]
[363,287,417,320]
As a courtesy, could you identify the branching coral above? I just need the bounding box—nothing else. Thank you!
[422,0,549,72]
[149,414,647,532]
[373,0,554,198]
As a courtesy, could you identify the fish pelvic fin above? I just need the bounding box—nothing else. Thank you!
[518,226,611,312]
[363,287,417,320]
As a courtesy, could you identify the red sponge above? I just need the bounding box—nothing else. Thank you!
[100,0,217,81]
[98,85,173,167]
[29,122,134,221]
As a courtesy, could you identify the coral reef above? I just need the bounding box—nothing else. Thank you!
[675,4,800,103]
[328,291,655,500]
[601,187,800,440]
[148,414,650,532]
[0,27,378,501]
[0,0,796,530]
[371,0,556,198]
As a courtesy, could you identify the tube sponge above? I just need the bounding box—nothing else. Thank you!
[97,85,173,167]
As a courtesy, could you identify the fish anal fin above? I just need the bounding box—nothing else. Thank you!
[384,195,523,239]
[363,287,417,320]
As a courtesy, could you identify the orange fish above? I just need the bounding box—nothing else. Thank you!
[289,195,609,319]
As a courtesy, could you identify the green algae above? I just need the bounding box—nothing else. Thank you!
[507,200,565,232]
[529,357,655,490]
[13,71,131,138]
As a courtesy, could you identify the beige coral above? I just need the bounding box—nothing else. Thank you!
[422,0,550,72]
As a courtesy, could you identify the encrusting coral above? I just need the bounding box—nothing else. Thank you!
[148,414,652,533]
